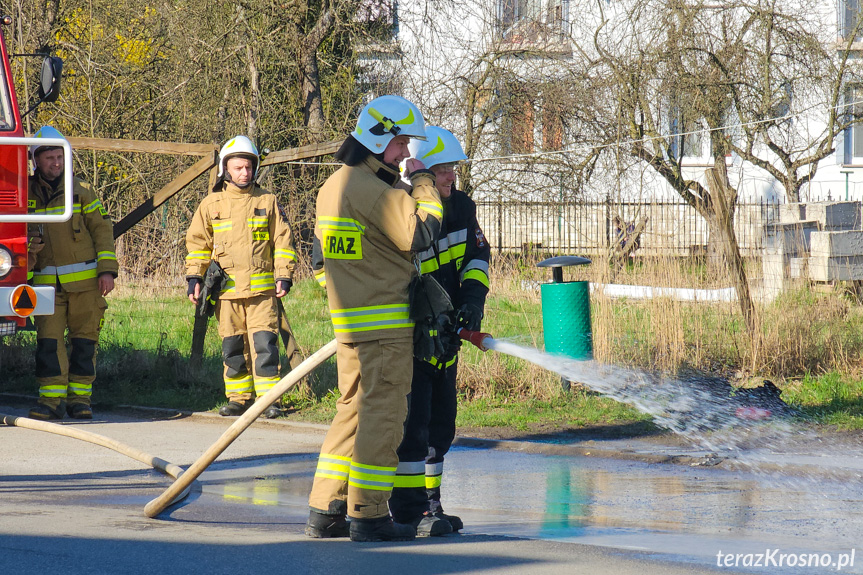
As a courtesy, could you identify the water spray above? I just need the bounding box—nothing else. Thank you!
[458,323,786,446]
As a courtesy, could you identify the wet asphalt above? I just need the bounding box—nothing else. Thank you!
[1,399,862,575]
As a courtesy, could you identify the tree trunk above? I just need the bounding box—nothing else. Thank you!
[301,48,325,142]
[704,161,756,333]
[246,43,259,141]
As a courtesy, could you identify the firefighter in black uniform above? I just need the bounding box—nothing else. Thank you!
[390,126,490,536]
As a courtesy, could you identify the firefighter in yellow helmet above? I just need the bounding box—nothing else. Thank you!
[185,135,297,419]
[27,126,119,421]
[305,95,443,542]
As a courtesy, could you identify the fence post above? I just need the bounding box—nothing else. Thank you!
[497,197,503,253]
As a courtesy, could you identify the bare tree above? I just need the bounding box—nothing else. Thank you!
[7,0,388,275]
[395,0,603,200]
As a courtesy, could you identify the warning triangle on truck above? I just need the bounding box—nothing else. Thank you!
[12,285,36,317]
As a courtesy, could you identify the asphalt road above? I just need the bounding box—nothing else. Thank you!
[2,402,860,575]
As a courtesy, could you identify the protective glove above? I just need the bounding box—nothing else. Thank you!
[413,317,444,363]
[435,330,462,369]
[27,227,44,256]
[187,277,202,296]
[277,278,292,296]
[456,302,483,332]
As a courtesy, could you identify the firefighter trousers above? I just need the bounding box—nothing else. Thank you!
[216,295,280,402]
[34,287,107,409]
[389,357,458,523]
[308,338,412,520]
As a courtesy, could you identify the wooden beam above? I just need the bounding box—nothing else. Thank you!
[260,140,342,166]
[65,136,340,161]
[67,137,217,156]
[113,151,218,239]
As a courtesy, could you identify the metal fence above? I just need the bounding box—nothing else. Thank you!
[475,199,782,257]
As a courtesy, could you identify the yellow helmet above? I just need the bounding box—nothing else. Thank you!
[351,95,427,153]
[218,135,259,178]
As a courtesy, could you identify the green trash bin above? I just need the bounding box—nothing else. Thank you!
[538,256,592,390]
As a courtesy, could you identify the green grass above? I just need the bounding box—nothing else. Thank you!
[456,392,651,431]
[782,372,863,429]
[4,276,863,436]
[0,279,338,413]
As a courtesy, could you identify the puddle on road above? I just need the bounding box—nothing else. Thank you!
[194,447,863,572]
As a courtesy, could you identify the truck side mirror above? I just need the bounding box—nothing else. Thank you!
[37,57,62,103]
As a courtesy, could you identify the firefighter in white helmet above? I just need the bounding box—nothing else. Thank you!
[185,135,298,419]
[27,126,119,421]
[389,126,490,535]
[305,95,443,542]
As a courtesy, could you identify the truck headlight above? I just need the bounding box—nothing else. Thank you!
[0,246,12,278]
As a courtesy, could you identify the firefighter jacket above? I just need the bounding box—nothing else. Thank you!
[185,182,297,299]
[29,174,118,292]
[417,188,490,311]
[312,155,443,344]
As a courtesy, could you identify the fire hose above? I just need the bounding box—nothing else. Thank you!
[0,413,192,507]
[144,338,338,518]
[145,330,492,518]
[1,330,490,519]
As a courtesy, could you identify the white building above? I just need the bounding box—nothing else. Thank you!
[358,1,863,206]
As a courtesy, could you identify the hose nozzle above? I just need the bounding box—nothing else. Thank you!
[457,328,492,352]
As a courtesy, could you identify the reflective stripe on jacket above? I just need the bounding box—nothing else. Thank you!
[185,182,296,299]
[29,174,118,292]
[415,188,490,311]
[312,156,442,343]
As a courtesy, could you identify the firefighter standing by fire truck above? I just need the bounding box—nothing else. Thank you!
[185,135,297,420]
[389,126,490,535]
[305,95,442,542]
[27,126,118,421]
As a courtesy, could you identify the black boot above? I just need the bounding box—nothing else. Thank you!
[28,401,66,421]
[305,510,350,538]
[349,515,416,542]
[218,401,248,416]
[412,511,453,537]
[432,510,463,531]
[66,403,93,420]
[262,405,282,419]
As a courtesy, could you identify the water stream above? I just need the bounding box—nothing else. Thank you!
[483,337,793,452]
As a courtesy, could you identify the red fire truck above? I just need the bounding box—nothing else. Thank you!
[0,15,70,336]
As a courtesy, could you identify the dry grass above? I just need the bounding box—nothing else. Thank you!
[457,254,863,402]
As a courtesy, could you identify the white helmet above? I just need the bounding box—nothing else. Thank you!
[351,95,427,153]
[218,135,259,178]
[31,125,68,157]
[408,126,467,168]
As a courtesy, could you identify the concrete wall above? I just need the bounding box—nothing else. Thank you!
[761,201,863,298]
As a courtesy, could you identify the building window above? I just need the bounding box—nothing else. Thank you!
[355,0,398,37]
[843,85,863,164]
[541,96,564,151]
[842,0,863,41]
[669,110,708,161]
[512,93,535,154]
[498,0,569,40]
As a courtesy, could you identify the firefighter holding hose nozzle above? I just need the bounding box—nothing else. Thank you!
[389,126,491,536]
